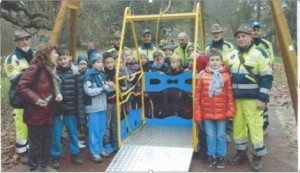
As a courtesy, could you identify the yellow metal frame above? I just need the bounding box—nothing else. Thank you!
[115,3,205,151]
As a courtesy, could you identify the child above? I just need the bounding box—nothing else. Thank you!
[185,52,200,72]
[194,48,235,168]
[140,50,151,72]
[165,54,184,75]
[161,44,174,66]
[17,43,63,172]
[151,50,169,73]
[83,50,114,163]
[102,52,119,153]
[50,48,85,169]
[77,55,89,75]
[123,48,141,109]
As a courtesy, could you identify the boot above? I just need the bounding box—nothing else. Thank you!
[228,150,249,165]
[252,155,262,172]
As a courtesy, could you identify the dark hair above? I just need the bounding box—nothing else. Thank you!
[103,52,114,62]
[57,48,69,57]
[207,48,222,60]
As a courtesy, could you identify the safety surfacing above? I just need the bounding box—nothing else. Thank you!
[106,126,193,172]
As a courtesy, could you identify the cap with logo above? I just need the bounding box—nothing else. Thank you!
[14,30,31,41]
[142,29,151,35]
[250,21,262,29]
[211,24,223,33]
[234,24,251,37]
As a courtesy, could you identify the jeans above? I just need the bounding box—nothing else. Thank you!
[51,115,79,157]
[204,119,226,157]
[103,103,118,145]
[28,124,52,170]
[88,111,106,155]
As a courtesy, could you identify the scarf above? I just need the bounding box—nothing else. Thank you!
[84,68,104,87]
[208,66,224,97]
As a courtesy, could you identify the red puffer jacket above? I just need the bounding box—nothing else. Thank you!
[18,64,56,125]
[194,64,235,122]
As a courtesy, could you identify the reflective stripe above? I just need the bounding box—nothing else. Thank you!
[234,138,248,150]
[234,138,248,144]
[16,139,27,145]
[260,88,270,94]
[252,141,268,156]
[260,70,272,76]
[231,69,259,75]
[232,84,259,89]
[16,145,27,154]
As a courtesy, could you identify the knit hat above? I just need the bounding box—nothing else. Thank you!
[113,31,121,39]
[234,24,251,37]
[139,50,148,57]
[161,44,174,50]
[142,29,151,35]
[89,50,102,65]
[77,55,88,65]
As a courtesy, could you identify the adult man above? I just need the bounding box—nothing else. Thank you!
[206,23,234,57]
[174,32,200,67]
[133,29,158,62]
[251,21,274,136]
[105,30,128,56]
[4,30,34,163]
[224,25,273,172]
[250,21,275,65]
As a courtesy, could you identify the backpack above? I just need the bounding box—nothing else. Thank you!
[9,68,41,109]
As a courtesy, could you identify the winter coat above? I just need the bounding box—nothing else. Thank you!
[83,69,108,114]
[55,64,85,125]
[194,65,236,122]
[18,64,57,125]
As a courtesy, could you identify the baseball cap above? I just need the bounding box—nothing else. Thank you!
[250,21,262,29]
[234,25,251,37]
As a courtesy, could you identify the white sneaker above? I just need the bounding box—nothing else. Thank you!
[78,141,86,149]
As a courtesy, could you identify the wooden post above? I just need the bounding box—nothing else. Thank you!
[49,0,69,44]
[68,1,79,59]
[270,0,298,122]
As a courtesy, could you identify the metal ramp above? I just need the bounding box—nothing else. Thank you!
[106,126,193,172]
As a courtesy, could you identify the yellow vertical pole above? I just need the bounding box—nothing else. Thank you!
[68,0,79,58]
[198,3,205,52]
[270,0,298,121]
[49,0,69,44]
[116,7,130,148]
[192,3,200,152]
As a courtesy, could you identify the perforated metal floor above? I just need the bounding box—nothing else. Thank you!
[106,126,193,172]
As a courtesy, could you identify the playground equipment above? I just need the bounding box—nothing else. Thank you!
[49,0,297,171]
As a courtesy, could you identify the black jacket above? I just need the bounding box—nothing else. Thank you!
[55,64,86,126]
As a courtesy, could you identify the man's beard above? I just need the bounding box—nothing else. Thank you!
[21,46,30,52]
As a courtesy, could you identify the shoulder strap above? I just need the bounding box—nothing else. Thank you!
[238,52,260,83]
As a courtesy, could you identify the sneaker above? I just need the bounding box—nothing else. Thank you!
[104,144,114,153]
[40,165,57,172]
[51,157,60,169]
[78,141,86,149]
[71,154,83,165]
[204,155,216,167]
[91,154,103,163]
[216,156,225,168]
[101,150,110,157]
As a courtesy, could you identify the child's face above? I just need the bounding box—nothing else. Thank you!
[208,55,222,69]
[154,55,164,65]
[50,50,59,65]
[57,55,70,68]
[141,56,148,65]
[92,59,103,71]
[187,47,194,56]
[124,50,133,63]
[163,49,173,58]
[170,59,181,70]
[104,57,115,70]
[79,61,88,71]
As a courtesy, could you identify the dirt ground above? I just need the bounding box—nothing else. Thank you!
[1,63,298,172]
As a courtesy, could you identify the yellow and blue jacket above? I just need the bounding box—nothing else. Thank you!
[253,37,274,64]
[205,38,234,58]
[224,44,273,102]
[4,48,34,81]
